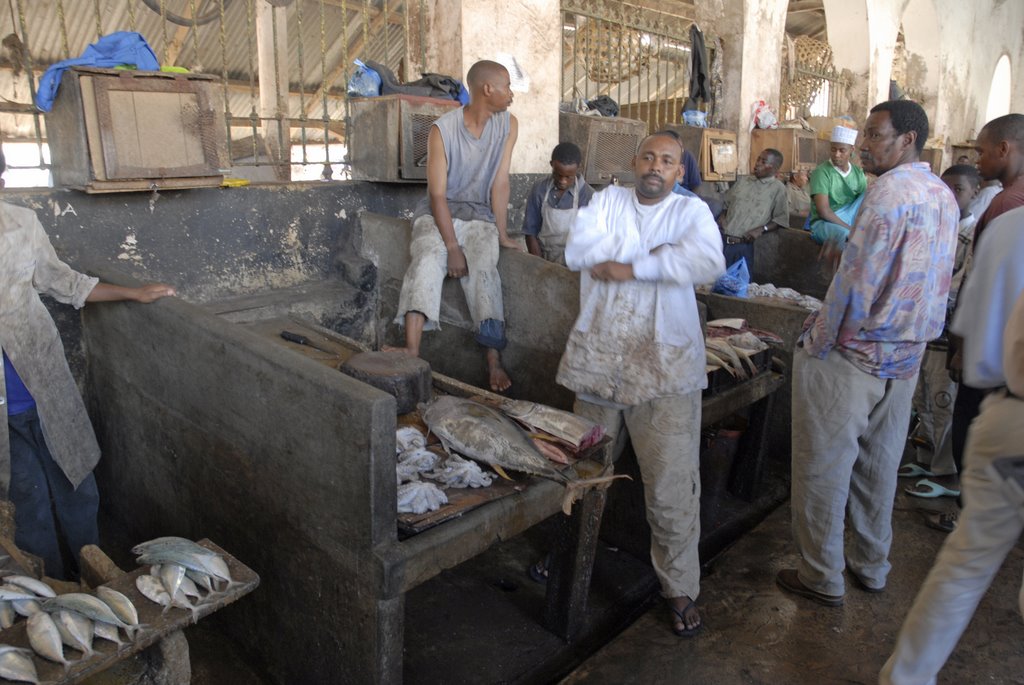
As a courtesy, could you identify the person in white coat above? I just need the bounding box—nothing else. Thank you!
[556,132,725,636]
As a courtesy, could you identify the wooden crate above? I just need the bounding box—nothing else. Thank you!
[664,124,738,181]
[559,112,648,184]
[951,142,977,165]
[45,67,226,193]
[349,94,461,182]
[749,128,820,174]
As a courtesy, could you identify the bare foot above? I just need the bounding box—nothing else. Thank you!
[489,364,512,393]
[381,345,419,357]
[485,348,512,393]
[667,595,702,636]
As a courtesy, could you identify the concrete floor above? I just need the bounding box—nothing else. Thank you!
[563,493,1024,685]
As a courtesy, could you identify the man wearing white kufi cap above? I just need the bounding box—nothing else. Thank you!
[807,125,867,247]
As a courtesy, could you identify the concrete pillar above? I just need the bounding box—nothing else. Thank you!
[413,0,561,173]
[256,0,290,179]
[737,0,789,174]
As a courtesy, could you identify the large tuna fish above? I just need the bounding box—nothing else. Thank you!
[420,396,625,514]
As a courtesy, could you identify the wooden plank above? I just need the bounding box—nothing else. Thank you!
[0,539,258,685]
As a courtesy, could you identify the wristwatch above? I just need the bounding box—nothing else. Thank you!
[762,225,769,233]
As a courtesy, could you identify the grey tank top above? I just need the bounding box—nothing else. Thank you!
[414,107,510,223]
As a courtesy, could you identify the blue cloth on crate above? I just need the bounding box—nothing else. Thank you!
[476,319,507,351]
[809,194,865,246]
[36,32,160,112]
[3,352,35,416]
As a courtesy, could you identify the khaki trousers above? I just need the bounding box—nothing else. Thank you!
[790,348,917,595]
[395,216,504,330]
[880,393,1024,685]
[575,391,702,599]
[910,345,958,475]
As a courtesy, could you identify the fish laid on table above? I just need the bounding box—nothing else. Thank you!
[26,612,71,672]
[41,593,132,633]
[0,601,15,629]
[93,620,125,646]
[135,574,200,621]
[497,399,605,452]
[0,645,39,683]
[96,586,141,638]
[3,576,55,599]
[134,538,233,590]
[421,396,627,514]
[55,610,94,658]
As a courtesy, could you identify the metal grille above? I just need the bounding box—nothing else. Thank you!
[408,112,435,164]
[593,131,639,173]
[0,0,425,185]
[781,34,848,119]
[561,0,698,134]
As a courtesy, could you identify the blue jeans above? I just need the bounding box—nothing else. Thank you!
[8,408,99,579]
[723,241,754,269]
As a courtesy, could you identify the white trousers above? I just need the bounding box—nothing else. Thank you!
[880,392,1024,685]
[394,216,504,330]
[575,392,702,600]
[791,348,917,595]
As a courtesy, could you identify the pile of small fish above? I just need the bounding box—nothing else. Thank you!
[0,579,142,682]
[704,325,770,380]
[133,537,234,620]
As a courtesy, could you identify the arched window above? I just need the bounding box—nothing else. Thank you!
[985,55,1012,123]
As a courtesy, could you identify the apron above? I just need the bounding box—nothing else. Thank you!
[538,176,583,266]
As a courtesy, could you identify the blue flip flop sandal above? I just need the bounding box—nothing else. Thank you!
[897,463,935,478]
[904,478,960,498]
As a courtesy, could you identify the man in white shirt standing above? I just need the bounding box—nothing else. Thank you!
[557,132,725,636]
[881,204,1024,684]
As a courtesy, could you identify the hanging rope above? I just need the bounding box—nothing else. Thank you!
[140,0,234,27]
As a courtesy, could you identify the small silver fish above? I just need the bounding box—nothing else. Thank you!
[93,620,125,647]
[157,563,186,600]
[26,612,71,672]
[11,599,41,617]
[56,610,94,658]
[41,593,131,630]
[96,587,139,628]
[0,585,37,602]
[177,574,202,601]
[136,575,171,612]
[0,645,39,683]
[3,576,56,599]
[185,568,215,594]
[137,574,199,621]
[136,549,232,586]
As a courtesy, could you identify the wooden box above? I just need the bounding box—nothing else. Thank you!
[349,94,460,182]
[559,112,648,184]
[664,124,738,182]
[750,128,820,174]
[951,142,977,166]
[46,67,226,193]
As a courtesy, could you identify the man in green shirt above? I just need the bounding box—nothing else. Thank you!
[809,125,867,247]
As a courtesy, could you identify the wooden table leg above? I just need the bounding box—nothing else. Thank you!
[542,483,609,641]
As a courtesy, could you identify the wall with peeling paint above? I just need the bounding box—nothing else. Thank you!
[5,177,542,386]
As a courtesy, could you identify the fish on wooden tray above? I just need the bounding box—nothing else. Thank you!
[497,399,605,452]
[420,396,627,514]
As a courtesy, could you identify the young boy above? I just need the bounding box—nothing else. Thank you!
[901,164,980,510]
[1,148,176,579]
[522,142,595,265]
